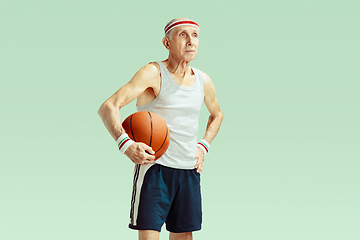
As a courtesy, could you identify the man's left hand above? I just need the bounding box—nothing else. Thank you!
[195,147,205,173]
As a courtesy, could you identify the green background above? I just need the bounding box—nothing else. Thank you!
[1,0,359,239]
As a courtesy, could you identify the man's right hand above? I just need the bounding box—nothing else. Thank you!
[124,142,156,165]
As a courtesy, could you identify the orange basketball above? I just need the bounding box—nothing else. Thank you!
[122,111,170,160]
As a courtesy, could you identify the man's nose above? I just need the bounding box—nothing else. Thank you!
[187,36,194,46]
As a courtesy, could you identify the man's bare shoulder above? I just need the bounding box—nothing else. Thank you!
[199,70,213,86]
[128,62,161,89]
[137,62,160,79]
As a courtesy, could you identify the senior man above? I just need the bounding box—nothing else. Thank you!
[98,18,223,240]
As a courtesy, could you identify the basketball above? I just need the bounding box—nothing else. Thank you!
[122,111,170,160]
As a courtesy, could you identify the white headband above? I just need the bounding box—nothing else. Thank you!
[165,20,200,34]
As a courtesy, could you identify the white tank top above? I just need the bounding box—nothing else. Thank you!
[137,61,204,169]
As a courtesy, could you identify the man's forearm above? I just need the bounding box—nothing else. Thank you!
[203,111,223,143]
[98,102,125,141]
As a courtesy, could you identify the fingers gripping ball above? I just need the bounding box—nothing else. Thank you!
[122,111,170,160]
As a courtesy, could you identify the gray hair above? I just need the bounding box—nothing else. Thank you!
[164,18,193,40]
[164,18,178,40]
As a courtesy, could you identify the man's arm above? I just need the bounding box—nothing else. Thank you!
[98,63,159,165]
[195,72,223,173]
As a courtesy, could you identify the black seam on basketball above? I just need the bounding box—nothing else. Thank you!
[155,124,169,153]
[130,114,136,142]
[148,112,153,147]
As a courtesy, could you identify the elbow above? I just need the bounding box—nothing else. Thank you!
[97,102,105,117]
[98,101,112,118]
[218,110,224,123]
[209,109,223,124]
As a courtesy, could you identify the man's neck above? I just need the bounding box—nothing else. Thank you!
[163,57,192,78]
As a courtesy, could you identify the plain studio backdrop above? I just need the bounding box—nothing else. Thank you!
[1,0,359,239]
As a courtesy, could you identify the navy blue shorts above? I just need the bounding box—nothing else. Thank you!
[128,164,202,233]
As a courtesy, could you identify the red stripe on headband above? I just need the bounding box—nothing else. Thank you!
[165,20,199,34]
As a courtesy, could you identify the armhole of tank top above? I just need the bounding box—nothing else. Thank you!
[155,61,164,98]
[156,61,164,83]
[137,62,163,109]
[193,68,205,100]
[157,61,172,88]
[156,61,164,90]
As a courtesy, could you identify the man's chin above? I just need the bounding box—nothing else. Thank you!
[184,55,197,62]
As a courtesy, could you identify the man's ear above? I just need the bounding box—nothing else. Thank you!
[162,37,170,50]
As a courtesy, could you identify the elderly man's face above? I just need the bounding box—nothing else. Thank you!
[168,25,199,62]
